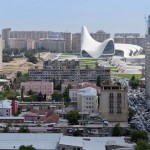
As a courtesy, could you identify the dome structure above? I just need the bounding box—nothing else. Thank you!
[81,26,143,58]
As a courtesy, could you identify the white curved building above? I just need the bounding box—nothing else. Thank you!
[81,26,143,58]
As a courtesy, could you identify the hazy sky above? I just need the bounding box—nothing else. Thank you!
[0,0,150,35]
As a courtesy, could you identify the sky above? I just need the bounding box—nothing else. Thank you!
[0,0,150,35]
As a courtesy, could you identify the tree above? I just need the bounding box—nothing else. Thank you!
[131,130,148,142]
[96,75,101,87]
[18,126,30,133]
[63,84,72,103]
[52,92,63,102]
[112,124,123,136]
[135,140,150,150]
[129,75,140,89]
[67,110,80,125]
[73,130,83,136]
[128,108,136,122]
[21,86,24,99]
[19,145,36,150]
[37,92,43,102]
[17,71,22,78]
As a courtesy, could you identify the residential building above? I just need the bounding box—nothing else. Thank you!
[35,38,65,53]
[69,89,79,102]
[9,31,48,39]
[77,87,98,113]
[61,82,80,93]
[0,36,2,72]
[91,30,110,42]
[99,82,128,122]
[0,100,13,116]
[145,15,150,101]
[21,81,54,96]
[62,32,72,52]
[2,28,11,48]
[0,117,24,123]
[72,33,81,53]
[28,59,111,83]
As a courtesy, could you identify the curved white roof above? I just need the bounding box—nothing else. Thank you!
[81,26,143,58]
[81,26,114,58]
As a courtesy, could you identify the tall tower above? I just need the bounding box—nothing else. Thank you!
[145,15,150,103]
[2,28,11,48]
[0,36,2,72]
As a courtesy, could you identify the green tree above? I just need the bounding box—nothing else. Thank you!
[18,126,30,133]
[128,108,136,121]
[19,145,36,150]
[112,124,123,136]
[135,140,150,150]
[52,92,63,102]
[96,75,101,87]
[131,130,148,142]
[63,84,72,102]
[73,129,83,136]
[17,71,22,78]
[37,92,43,101]
[67,110,80,125]
[129,75,140,89]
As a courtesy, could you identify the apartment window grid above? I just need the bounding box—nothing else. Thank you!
[117,93,122,113]
[109,93,114,113]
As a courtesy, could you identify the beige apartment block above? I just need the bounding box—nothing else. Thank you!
[100,83,128,122]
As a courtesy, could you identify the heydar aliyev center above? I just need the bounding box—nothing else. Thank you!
[81,26,143,58]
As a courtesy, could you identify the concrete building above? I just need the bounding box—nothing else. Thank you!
[62,32,72,52]
[2,28,11,48]
[21,81,54,96]
[0,100,13,116]
[145,15,150,101]
[59,136,135,150]
[72,33,81,53]
[28,59,111,83]
[36,38,65,53]
[77,87,98,113]
[114,33,146,51]
[0,36,2,72]
[10,31,48,39]
[61,82,80,93]
[99,82,128,122]
[0,133,63,150]
[91,30,110,42]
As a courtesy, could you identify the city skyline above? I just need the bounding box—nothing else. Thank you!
[0,0,150,35]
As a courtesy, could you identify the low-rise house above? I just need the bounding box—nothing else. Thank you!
[61,82,80,93]
[21,81,54,96]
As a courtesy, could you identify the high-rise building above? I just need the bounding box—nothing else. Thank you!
[91,30,110,42]
[2,28,11,48]
[0,36,2,72]
[114,33,146,51]
[72,33,81,53]
[62,32,72,52]
[100,82,128,122]
[145,15,150,101]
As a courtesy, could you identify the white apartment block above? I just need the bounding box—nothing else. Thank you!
[77,87,98,113]
[8,38,35,50]
[21,81,54,96]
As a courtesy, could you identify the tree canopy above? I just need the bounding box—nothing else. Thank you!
[129,75,140,89]
[67,110,80,125]
[19,145,36,150]
[112,124,123,136]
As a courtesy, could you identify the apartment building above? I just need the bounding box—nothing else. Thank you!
[35,38,65,53]
[21,81,54,96]
[28,59,111,83]
[0,36,2,72]
[99,82,128,122]
[77,87,98,113]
